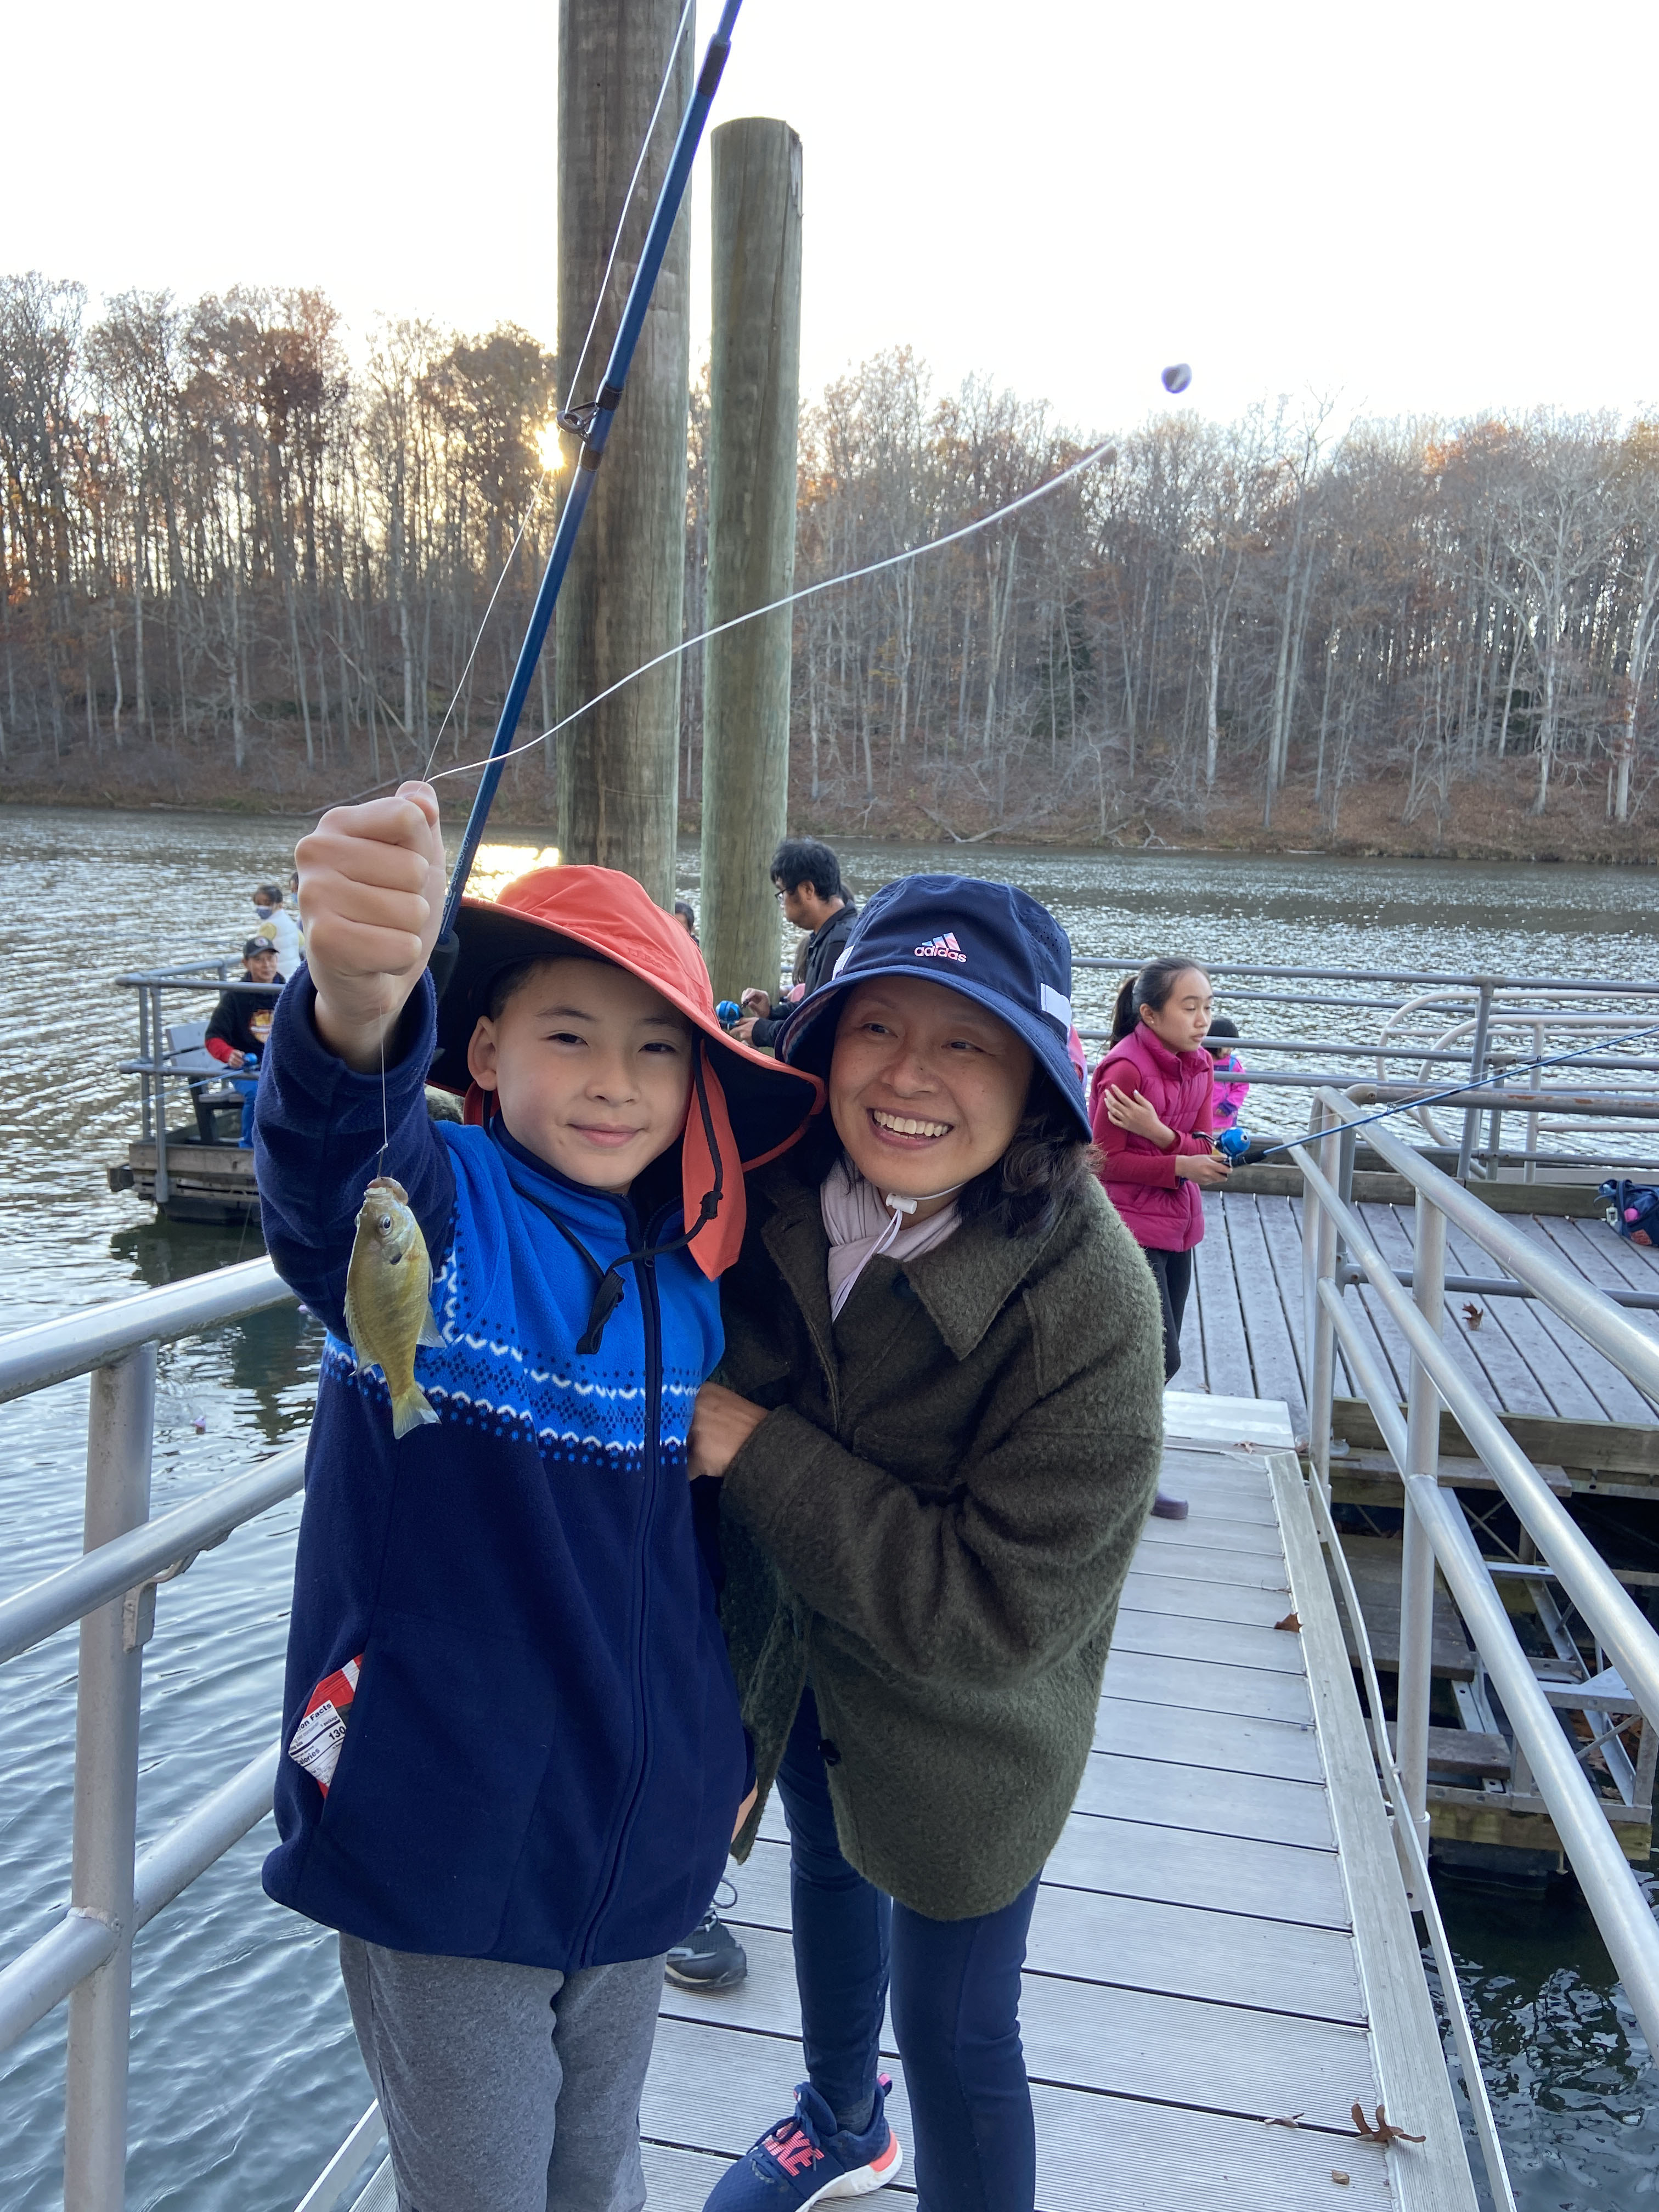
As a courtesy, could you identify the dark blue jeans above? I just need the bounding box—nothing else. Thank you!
[776,1688,1039,2212]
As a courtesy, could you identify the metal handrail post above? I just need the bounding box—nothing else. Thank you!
[1397,1192,1447,1860]
[63,1343,156,2211]
[1455,981,1494,1182]
[1306,1100,1340,1494]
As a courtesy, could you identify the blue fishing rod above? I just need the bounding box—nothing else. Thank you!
[1211,1017,1659,1164]
[438,0,744,938]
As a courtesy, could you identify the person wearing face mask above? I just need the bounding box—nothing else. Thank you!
[251,882,304,970]
[685,877,1163,2212]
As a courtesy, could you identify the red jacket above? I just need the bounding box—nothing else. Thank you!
[1089,1026,1214,1253]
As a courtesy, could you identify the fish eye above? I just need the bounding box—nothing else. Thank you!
[377,1214,392,1232]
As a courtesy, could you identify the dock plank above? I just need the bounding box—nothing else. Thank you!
[642,2024,1395,2212]
[1043,1814,1350,1928]
[1093,1696,1324,1781]
[651,1425,1476,2211]
[1135,1513,1286,1560]
[1112,1605,1313,1675]
[1103,1647,1313,1724]
[1192,1198,1259,1398]
[1076,1752,1336,1846]
[1124,1567,1302,1627]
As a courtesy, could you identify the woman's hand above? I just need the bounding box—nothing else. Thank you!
[731,1783,758,1841]
[1176,1152,1232,1187]
[1101,1084,1176,1149]
[688,1382,769,1480]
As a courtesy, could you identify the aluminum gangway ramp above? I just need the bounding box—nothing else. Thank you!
[640,1393,1476,2212]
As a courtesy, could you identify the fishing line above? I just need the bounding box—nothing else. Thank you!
[403,436,1120,800]
[412,0,693,786]
[1253,1018,1659,1160]
[422,471,554,780]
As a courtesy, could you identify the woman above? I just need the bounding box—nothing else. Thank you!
[686,876,1164,2212]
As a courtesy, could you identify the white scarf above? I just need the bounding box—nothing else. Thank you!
[820,1156,963,1319]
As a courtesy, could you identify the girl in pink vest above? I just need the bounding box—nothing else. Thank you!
[1088,958,1229,1403]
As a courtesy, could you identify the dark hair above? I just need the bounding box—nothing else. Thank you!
[957,1072,1100,1239]
[673,899,698,940]
[1109,957,1209,1045]
[255,882,284,905]
[1206,1014,1239,1043]
[483,946,608,1022]
[770,838,843,902]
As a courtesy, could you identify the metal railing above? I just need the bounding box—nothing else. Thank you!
[116,960,281,1205]
[0,1261,305,2211]
[1293,1091,1659,2058]
[1071,957,1659,1178]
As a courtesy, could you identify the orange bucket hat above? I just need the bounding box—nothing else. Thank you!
[427,864,823,1279]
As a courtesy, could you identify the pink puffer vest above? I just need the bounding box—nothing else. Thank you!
[1089,1026,1214,1252]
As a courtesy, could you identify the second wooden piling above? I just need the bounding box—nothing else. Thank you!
[699,118,804,1002]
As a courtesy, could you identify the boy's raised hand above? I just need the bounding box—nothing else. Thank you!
[295,782,447,1070]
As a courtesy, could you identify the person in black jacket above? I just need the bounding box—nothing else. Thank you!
[205,939,285,1144]
[735,839,857,1048]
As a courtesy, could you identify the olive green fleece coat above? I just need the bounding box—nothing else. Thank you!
[716,1156,1165,1921]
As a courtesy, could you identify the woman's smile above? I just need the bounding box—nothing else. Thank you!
[868,1107,953,1144]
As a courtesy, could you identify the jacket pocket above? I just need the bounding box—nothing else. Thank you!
[314,1605,558,1955]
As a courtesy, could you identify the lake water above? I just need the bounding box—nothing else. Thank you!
[1,805,1656,2210]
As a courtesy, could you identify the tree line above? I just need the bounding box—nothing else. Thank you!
[4,269,1658,840]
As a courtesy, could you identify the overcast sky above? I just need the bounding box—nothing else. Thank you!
[9,0,1656,438]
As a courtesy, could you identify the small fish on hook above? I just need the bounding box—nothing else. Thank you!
[345,1176,443,1439]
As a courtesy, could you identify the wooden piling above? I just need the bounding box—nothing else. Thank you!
[555,0,693,901]
[699,119,804,1002]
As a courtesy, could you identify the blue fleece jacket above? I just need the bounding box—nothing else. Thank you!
[253,971,747,1968]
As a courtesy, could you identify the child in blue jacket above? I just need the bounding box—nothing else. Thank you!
[255,782,820,2212]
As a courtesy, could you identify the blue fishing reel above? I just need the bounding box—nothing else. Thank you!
[715,1000,743,1031]
[1213,1126,1251,1163]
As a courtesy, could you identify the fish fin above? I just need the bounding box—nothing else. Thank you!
[341,1291,369,1372]
[417,1304,445,1350]
[390,1383,440,1441]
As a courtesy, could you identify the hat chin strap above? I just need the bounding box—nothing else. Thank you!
[882,1181,967,1217]
[852,1178,967,1274]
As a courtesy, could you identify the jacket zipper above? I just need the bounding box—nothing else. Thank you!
[576,1227,664,1962]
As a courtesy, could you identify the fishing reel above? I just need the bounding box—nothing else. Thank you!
[1212,1126,1252,1163]
[715,1000,743,1031]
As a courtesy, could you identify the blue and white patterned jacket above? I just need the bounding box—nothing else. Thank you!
[254,972,746,1969]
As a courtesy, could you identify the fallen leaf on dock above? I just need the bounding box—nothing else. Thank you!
[1274,1611,1302,1632]
[1462,1301,1484,1330]
[1331,2172,1350,2187]
[1352,2101,1425,2145]
[1263,2112,1304,2129]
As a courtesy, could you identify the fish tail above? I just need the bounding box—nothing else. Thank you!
[390,1381,440,1441]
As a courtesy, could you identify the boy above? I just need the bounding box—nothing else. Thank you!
[255,782,820,2212]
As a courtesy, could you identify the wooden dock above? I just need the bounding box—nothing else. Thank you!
[1181,1190,1659,1494]
[637,1393,1477,2211]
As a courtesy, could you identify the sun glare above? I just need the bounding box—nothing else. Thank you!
[535,424,565,472]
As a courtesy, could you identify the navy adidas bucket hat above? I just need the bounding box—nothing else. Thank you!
[772,873,1089,1138]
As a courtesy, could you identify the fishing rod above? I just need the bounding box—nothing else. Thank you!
[438,0,743,939]
[1227,1018,1659,1163]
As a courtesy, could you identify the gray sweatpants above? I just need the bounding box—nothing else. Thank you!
[340,1934,667,2212]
